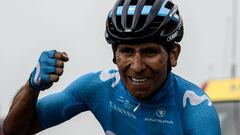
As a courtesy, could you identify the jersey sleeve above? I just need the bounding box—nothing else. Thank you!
[183,90,221,135]
[36,71,105,129]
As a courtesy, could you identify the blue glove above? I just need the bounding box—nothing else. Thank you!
[29,50,57,91]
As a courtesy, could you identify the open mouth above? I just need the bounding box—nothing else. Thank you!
[129,76,149,85]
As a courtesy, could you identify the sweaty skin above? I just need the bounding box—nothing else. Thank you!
[115,43,180,100]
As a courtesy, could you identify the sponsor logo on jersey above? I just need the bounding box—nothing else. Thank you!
[183,90,212,108]
[110,101,137,119]
[110,100,174,124]
[99,69,120,88]
[155,107,166,118]
[145,107,174,124]
[116,96,124,103]
[144,118,174,124]
[116,97,136,110]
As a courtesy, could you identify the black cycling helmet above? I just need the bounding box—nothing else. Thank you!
[105,0,183,45]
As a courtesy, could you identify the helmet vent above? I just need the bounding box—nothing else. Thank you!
[144,0,155,5]
[129,0,139,5]
[135,15,148,31]
[106,0,184,44]
[126,14,134,28]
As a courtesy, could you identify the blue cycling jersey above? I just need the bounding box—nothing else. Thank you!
[37,69,221,135]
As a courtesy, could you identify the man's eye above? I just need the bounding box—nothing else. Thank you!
[120,48,133,55]
[143,49,158,56]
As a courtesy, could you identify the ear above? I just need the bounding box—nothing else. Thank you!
[113,57,116,64]
[170,43,181,67]
[112,44,118,64]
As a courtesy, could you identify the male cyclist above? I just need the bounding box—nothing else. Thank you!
[3,0,221,134]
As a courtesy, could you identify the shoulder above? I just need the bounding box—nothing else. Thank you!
[170,74,221,134]
[170,73,212,107]
[71,69,120,87]
[171,73,203,92]
[170,73,207,99]
[64,69,121,96]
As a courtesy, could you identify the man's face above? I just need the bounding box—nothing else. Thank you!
[115,42,176,100]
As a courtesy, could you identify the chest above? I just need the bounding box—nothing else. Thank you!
[92,96,184,135]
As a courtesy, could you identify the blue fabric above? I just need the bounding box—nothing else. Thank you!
[29,50,56,91]
[36,69,221,135]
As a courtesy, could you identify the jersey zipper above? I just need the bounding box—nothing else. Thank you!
[134,103,146,135]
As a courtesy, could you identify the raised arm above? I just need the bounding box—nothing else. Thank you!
[3,83,41,135]
[3,50,69,135]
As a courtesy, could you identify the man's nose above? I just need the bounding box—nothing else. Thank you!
[130,53,146,73]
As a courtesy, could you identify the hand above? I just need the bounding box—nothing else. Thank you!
[29,50,69,91]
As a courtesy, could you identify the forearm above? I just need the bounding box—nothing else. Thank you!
[3,51,68,135]
[3,82,41,135]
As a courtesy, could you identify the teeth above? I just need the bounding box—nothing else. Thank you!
[131,77,148,83]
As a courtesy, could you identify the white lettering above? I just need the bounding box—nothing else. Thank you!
[145,118,174,124]
[167,31,178,42]
[109,101,136,119]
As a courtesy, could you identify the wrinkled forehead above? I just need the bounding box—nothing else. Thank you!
[113,42,166,50]
[119,42,164,49]
[112,42,175,54]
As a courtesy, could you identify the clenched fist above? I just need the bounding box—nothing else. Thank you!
[29,50,69,91]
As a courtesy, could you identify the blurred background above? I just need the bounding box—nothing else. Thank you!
[0,0,239,134]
